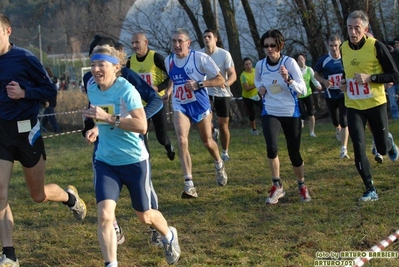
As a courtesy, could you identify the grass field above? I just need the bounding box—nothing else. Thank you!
[9,120,399,267]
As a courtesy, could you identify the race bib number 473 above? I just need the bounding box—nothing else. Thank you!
[174,85,197,104]
[346,78,372,100]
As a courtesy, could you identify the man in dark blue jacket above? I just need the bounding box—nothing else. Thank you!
[0,14,87,266]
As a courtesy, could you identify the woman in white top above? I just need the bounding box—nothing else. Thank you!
[254,29,311,205]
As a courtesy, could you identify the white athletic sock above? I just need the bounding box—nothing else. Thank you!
[162,229,173,243]
[215,160,223,170]
[184,180,194,187]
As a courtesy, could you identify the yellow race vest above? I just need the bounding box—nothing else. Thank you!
[240,69,258,98]
[129,50,167,98]
[341,37,386,110]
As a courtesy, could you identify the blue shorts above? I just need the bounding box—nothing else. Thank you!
[94,159,157,212]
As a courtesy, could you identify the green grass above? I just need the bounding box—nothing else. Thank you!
[9,120,399,267]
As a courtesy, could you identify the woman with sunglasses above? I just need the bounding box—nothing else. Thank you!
[254,29,311,204]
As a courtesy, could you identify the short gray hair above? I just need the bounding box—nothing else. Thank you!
[347,10,369,28]
[172,28,190,41]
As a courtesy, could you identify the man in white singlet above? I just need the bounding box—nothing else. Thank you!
[163,28,228,199]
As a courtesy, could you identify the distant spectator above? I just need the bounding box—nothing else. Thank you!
[293,53,322,137]
[239,57,262,135]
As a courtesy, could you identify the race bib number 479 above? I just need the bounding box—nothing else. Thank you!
[346,78,372,100]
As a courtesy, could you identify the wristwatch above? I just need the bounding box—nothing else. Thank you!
[113,114,121,127]
[371,74,377,82]
[197,81,204,89]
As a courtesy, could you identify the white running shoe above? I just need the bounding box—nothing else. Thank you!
[221,153,230,162]
[340,148,350,159]
[0,255,19,267]
[215,163,228,186]
[163,227,181,265]
[265,185,285,204]
[181,185,198,199]
[299,186,311,202]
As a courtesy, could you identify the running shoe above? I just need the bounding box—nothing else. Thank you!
[65,185,87,220]
[375,153,384,164]
[221,153,230,162]
[299,186,311,202]
[388,133,399,161]
[166,145,175,161]
[151,229,163,247]
[163,226,181,265]
[359,189,378,202]
[0,255,19,267]
[215,163,228,186]
[340,147,350,159]
[371,141,384,163]
[265,185,285,204]
[115,224,125,245]
[181,185,198,199]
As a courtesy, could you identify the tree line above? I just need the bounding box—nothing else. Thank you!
[3,0,399,115]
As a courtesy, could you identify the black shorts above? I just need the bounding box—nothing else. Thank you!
[298,95,315,120]
[0,119,46,168]
[209,96,231,118]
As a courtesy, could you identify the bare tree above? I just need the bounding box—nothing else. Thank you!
[292,0,327,65]
[177,0,205,47]
[338,0,384,41]
[199,0,223,48]
[218,0,242,97]
[241,0,263,59]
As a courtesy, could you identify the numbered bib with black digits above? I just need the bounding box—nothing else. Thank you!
[328,73,342,89]
[346,78,372,100]
[174,85,197,104]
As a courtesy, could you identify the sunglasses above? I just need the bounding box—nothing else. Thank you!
[263,43,277,49]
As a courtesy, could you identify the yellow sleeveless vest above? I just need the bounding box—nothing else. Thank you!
[341,37,386,110]
[240,69,258,98]
[129,50,166,97]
